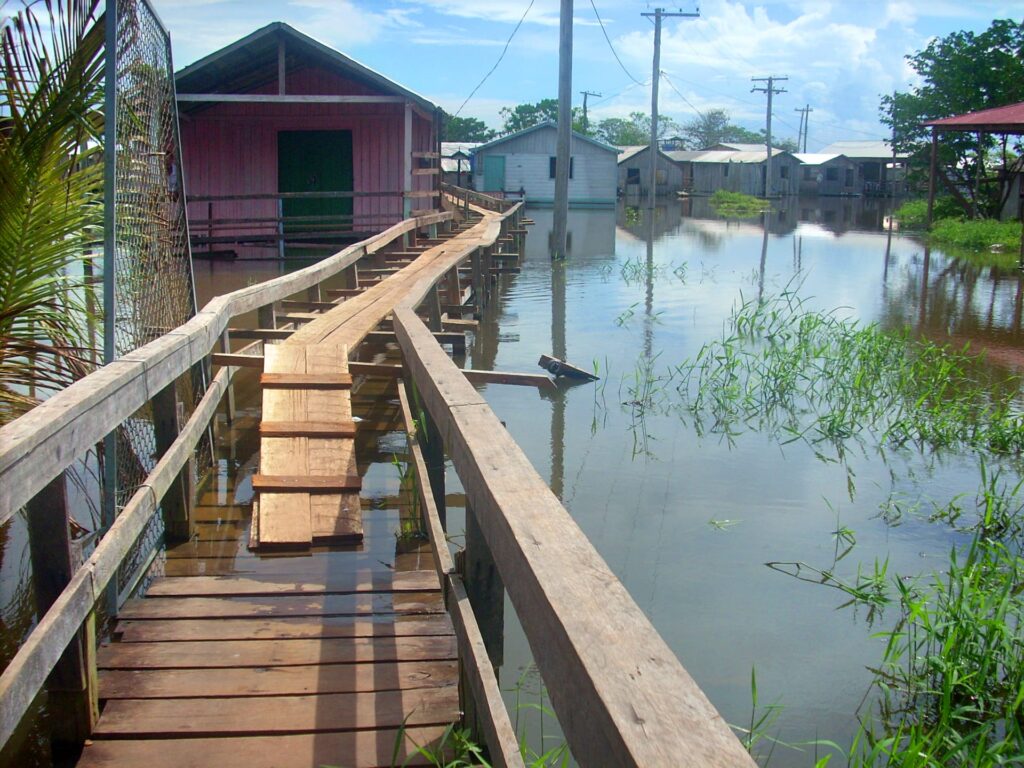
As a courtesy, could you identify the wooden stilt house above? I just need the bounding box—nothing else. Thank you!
[175,23,440,259]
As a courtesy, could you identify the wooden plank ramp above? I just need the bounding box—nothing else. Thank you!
[76,213,499,768]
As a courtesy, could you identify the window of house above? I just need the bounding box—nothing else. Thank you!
[655,169,667,184]
[626,167,640,183]
[803,167,813,180]
[549,156,574,179]
[723,163,730,177]
[826,167,839,181]
[780,165,789,179]
[845,168,854,187]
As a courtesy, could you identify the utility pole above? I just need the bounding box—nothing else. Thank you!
[642,7,699,209]
[794,104,812,152]
[580,90,601,133]
[752,75,787,197]
[552,0,573,260]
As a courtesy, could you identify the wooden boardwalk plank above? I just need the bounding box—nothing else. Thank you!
[98,659,459,698]
[92,686,460,737]
[97,634,458,669]
[77,727,448,768]
[116,592,444,620]
[115,615,454,643]
[146,569,439,597]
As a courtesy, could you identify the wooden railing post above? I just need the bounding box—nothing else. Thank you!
[26,474,98,750]
[463,502,505,671]
[152,382,194,542]
[257,302,276,330]
[471,248,484,319]
[219,329,235,425]
[427,286,443,332]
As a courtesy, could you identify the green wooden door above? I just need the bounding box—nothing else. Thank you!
[277,130,353,235]
[483,155,505,192]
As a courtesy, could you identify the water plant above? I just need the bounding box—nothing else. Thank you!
[709,190,771,218]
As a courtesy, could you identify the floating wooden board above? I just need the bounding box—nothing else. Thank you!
[538,353,600,381]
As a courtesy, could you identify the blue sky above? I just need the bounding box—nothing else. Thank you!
[153,0,1021,150]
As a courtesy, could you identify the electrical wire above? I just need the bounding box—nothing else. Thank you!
[453,0,536,117]
[589,0,645,86]
[660,72,705,121]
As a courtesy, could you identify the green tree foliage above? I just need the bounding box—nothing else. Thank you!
[679,108,794,151]
[499,99,587,135]
[881,19,1024,217]
[595,112,680,146]
[442,114,496,143]
[0,0,104,422]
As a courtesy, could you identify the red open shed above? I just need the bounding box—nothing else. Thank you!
[175,23,440,259]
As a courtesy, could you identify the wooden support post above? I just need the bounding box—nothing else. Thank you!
[446,267,462,310]
[427,285,443,332]
[219,330,235,425]
[257,302,277,331]
[342,264,358,290]
[306,283,322,303]
[926,126,938,228]
[483,246,495,305]
[151,383,194,542]
[26,474,98,750]
[463,502,505,671]
[471,248,484,318]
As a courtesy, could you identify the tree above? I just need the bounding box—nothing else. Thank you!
[595,112,680,146]
[499,99,587,135]
[880,19,1024,217]
[681,109,777,150]
[442,114,496,143]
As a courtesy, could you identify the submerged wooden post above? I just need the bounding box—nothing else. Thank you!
[26,474,98,749]
[152,382,194,542]
[464,502,505,671]
[219,329,235,425]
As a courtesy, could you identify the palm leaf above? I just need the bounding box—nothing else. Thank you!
[0,0,104,423]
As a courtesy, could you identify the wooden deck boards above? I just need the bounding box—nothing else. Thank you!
[76,215,496,768]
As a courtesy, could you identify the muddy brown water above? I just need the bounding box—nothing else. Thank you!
[2,196,1022,766]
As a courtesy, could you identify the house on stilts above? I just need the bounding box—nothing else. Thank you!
[175,22,441,259]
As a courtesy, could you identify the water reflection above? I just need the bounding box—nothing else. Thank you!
[474,195,1024,765]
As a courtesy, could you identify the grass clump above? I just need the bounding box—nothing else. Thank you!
[673,292,1024,457]
[893,198,1022,259]
[709,189,770,217]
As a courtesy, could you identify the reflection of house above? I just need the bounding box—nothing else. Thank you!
[818,140,907,196]
[688,149,799,197]
[441,142,478,188]
[471,122,617,207]
[617,145,684,197]
[176,22,439,258]
[792,153,857,196]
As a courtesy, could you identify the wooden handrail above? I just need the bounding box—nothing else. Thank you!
[0,210,452,524]
[0,192,516,751]
[392,305,756,767]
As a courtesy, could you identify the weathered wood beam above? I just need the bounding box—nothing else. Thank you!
[177,94,405,104]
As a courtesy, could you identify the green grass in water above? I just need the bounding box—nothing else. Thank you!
[673,292,1024,457]
[709,189,770,217]
[894,199,1022,264]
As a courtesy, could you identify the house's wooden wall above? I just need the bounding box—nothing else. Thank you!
[473,127,617,206]
[180,66,434,256]
[617,149,684,196]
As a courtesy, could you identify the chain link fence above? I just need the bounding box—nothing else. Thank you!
[105,0,211,593]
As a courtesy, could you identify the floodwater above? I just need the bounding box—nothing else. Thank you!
[2,195,1022,766]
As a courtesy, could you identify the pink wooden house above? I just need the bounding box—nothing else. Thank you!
[175,23,440,259]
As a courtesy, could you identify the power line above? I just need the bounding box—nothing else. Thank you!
[660,72,704,121]
[589,0,645,86]
[453,0,536,117]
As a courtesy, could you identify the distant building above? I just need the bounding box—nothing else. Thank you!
[792,153,858,196]
[817,140,908,196]
[176,22,439,258]
[617,145,684,197]
[707,142,786,153]
[441,142,478,188]
[664,150,706,193]
[687,149,799,197]
[471,122,618,207]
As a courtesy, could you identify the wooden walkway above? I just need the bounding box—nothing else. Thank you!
[76,215,490,768]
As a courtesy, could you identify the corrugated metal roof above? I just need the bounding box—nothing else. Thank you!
[616,145,648,162]
[713,142,771,152]
[472,121,619,154]
[665,150,708,162]
[441,142,480,157]
[817,140,905,160]
[792,153,847,165]
[175,22,437,114]
[924,101,1024,132]
[691,150,786,164]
